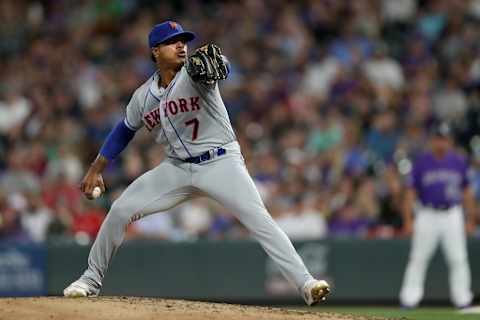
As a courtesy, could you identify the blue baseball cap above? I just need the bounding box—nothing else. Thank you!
[148,21,196,48]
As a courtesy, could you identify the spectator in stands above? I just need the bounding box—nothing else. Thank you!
[0,0,479,241]
[21,191,53,243]
[0,192,31,243]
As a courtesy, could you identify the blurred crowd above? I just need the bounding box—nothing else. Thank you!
[2,0,480,244]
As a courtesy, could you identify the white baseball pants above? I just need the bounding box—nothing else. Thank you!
[400,206,473,307]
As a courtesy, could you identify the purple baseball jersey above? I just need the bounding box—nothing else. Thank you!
[408,151,470,208]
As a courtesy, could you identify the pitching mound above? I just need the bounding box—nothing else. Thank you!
[0,297,390,320]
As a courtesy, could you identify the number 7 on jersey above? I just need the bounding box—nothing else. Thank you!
[185,118,199,140]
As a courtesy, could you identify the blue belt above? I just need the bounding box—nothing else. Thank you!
[183,148,226,164]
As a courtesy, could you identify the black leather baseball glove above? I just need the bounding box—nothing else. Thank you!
[186,44,229,84]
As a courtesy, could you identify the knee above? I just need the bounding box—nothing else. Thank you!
[446,254,468,268]
[108,199,137,226]
[409,256,430,268]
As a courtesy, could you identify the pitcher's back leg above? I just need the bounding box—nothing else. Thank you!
[80,160,194,289]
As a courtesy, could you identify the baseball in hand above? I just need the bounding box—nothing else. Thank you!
[92,186,102,199]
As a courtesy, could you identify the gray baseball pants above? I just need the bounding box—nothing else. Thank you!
[81,142,313,292]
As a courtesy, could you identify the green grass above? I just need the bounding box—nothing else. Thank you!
[291,306,480,320]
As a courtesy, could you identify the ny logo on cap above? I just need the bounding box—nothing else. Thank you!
[169,22,177,30]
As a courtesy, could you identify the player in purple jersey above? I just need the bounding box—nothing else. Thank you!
[400,122,476,308]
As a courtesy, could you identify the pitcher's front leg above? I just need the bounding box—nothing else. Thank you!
[64,160,192,297]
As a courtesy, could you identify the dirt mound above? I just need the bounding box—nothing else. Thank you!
[0,297,390,320]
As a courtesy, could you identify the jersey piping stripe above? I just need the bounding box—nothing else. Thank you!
[147,89,179,158]
[166,115,193,158]
[147,87,191,158]
[148,85,162,101]
[148,87,161,102]
[162,79,194,159]
[150,79,193,158]
[123,118,139,131]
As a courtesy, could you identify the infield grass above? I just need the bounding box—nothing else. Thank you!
[292,306,480,320]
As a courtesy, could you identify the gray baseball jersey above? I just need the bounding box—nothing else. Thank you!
[125,67,236,158]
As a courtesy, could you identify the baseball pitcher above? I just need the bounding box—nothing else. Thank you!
[63,21,330,305]
[400,123,475,308]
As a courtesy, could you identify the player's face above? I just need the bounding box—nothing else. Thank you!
[431,135,451,155]
[152,36,188,69]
